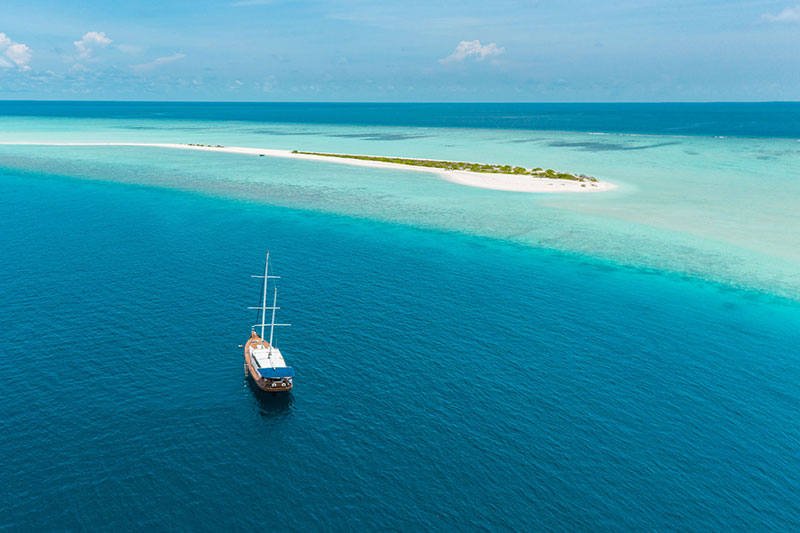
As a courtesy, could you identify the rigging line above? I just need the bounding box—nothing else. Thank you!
[259,251,270,343]
[254,266,267,331]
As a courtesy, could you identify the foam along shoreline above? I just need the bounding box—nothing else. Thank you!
[0,142,617,193]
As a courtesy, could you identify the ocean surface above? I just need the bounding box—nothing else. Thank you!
[1,103,799,530]
[4,101,800,138]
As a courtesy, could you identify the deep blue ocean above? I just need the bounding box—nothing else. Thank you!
[3,100,800,138]
[2,103,800,530]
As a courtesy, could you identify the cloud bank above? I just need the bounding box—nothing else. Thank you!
[132,53,186,72]
[761,5,800,22]
[440,40,504,63]
[0,33,32,70]
[74,31,112,59]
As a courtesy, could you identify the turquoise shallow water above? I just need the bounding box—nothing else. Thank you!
[1,109,799,298]
[2,104,800,530]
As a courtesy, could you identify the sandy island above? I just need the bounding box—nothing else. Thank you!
[0,142,617,193]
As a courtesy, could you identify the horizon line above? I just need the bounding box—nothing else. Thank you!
[1,99,799,105]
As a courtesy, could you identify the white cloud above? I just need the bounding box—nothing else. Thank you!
[762,5,800,22]
[131,53,186,72]
[440,40,504,63]
[0,33,32,70]
[74,31,112,59]
[6,43,32,69]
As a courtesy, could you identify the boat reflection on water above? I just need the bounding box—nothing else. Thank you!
[246,376,294,416]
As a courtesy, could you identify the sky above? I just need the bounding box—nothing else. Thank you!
[1,0,799,101]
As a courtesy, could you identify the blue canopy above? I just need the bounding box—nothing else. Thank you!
[258,367,294,378]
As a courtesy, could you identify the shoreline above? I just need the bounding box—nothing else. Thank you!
[0,142,617,193]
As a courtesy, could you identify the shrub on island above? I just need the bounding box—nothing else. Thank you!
[284,150,597,182]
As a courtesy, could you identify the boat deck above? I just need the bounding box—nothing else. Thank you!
[250,344,286,369]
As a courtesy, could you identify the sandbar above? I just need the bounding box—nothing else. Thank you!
[0,142,617,193]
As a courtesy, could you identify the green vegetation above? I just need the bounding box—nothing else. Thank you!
[187,143,225,148]
[291,150,597,182]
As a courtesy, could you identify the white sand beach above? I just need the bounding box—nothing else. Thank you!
[0,142,616,193]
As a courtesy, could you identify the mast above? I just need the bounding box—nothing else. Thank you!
[260,251,270,343]
[268,287,278,353]
[248,252,290,347]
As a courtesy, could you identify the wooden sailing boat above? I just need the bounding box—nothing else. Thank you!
[244,252,294,392]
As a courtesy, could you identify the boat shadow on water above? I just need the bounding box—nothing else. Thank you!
[246,376,294,416]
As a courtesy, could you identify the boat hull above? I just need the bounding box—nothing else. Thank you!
[244,332,293,392]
